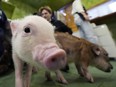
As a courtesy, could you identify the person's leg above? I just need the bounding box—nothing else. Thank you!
[74,15,86,39]
[78,26,86,38]
[0,28,5,57]
[80,21,99,44]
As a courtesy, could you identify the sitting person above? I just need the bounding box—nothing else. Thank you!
[38,6,73,35]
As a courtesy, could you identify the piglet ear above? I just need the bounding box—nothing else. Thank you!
[10,20,19,34]
[92,45,101,56]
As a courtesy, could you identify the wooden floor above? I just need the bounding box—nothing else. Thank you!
[0,61,116,87]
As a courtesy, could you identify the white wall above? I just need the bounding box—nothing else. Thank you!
[94,24,116,58]
[87,0,116,20]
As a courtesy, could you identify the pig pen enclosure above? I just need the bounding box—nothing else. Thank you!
[0,61,116,87]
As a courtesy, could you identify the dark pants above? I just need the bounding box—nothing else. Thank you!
[0,28,5,57]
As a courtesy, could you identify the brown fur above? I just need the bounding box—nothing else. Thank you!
[55,32,113,83]
[55,32,95,65]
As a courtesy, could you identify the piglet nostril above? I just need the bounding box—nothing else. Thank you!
[51,57,57,62]
[51,57,64,63]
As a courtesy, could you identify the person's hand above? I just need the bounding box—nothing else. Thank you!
[83,14,89,21]
[81,12,90,21]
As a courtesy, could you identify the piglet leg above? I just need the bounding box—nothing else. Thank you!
[45,71,53,81]
[75,63,84,77]
[24,65,33,87]
[76,63,94,83]
[13,53,24,87]
[82,67,94,83]
[55,70,68,84]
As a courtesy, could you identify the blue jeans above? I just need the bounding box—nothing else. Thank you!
[74,14,99,44]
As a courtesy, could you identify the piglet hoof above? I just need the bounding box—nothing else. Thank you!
[46,77,53,81]
[88,78,94,83]
[57,78,68,84]
[85,73,94,83]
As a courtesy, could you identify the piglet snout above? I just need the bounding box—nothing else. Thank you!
[105,64,113,72]
[32,43,67,70]
[44,49,66,70]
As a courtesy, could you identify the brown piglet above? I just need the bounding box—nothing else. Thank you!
[55,32,113,83]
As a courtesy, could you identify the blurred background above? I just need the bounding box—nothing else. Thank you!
[0,0,115,36]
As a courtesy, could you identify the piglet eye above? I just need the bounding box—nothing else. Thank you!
[24,27,30,33]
